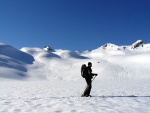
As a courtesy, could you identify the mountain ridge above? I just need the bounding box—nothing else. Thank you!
[0,40,150,81]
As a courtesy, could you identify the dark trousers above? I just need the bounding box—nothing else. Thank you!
[83,77,92,96]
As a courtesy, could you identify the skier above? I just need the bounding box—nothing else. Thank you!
[81,62,98,97]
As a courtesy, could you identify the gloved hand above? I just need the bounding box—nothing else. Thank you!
[95,74,98,76]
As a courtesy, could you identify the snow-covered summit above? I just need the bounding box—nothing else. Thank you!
[131,40,144,49]
[43,45,55,52]
[102,43,119,49]
[93,43,119,51]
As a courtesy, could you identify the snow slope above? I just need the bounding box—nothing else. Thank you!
[1,41,150,81]
[0,43,34,80]
[0,40,150,113]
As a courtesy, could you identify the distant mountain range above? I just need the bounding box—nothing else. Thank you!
[0,40,150,81]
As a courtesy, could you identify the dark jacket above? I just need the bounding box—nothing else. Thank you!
[83,67,93,79]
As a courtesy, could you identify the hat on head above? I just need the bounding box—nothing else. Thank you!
[88,62,92,65]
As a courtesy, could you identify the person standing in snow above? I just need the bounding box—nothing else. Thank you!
[81,62,97,97]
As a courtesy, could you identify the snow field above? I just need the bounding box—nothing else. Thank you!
[0,79,150,113]
[0,42,150,112]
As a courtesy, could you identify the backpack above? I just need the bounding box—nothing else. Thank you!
[81,64,86,78]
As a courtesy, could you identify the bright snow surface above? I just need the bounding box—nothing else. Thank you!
[0,42,150,113]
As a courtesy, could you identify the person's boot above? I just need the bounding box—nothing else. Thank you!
[88,95,92,97]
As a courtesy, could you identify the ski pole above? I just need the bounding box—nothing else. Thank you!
[91,75,96,82]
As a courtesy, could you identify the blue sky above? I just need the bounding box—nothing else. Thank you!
[0,0,150,51]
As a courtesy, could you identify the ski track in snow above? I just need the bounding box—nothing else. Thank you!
[0,79,150,113]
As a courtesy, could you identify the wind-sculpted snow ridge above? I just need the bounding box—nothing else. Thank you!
[0,43,34,64]
[0,43,34,80]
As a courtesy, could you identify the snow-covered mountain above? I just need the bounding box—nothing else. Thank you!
[1,40,150,113]
[0,40,150,81]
